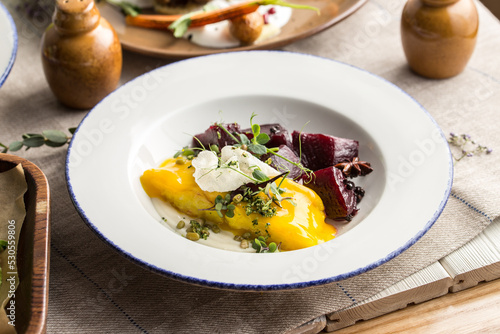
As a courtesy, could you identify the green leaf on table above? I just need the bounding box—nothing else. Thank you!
[45,140,67,148]
[22,133,40,139]
[69,127,77,135]
[23,135,45,148]
[9,141,23,152]
[43,130,68,144]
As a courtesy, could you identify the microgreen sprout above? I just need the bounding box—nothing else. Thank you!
[0,128,75,154]
[213,194,236,218]
[173,146,203,160]
[215,114,312,178]
[250,169,295,208]
[448,133,492,162]
[252,236,280,253]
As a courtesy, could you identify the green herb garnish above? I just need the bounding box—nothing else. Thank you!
[169,2,219,38]
[213,194,236,218]
[252,236,280,253]
[188,220,211,240]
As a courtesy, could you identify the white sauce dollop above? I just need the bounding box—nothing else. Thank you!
[192,146,279,192]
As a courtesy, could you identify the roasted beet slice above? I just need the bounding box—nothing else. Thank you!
[261,145,303,179]
[305,167,357,220]
[292,131,358,171]
[262,124,292,148]
[192,123,241,149]
[242,123,292,149]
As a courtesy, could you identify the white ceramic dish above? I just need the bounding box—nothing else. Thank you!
[66,51,453,290]
[0,2,17,87]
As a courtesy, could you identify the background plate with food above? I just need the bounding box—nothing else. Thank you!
[98,0,367,58]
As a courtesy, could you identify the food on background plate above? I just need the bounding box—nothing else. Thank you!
[154,0,212,14]
[110,0,319,47]
[228,10,264,44]
[140,114,373,253]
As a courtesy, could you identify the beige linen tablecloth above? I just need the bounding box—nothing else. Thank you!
[1,0,500,333]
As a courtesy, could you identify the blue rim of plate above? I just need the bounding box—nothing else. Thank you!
[0,2,18,88]
[66,50,454,291]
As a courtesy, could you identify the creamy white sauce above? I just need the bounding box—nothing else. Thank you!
[152,197,255,252]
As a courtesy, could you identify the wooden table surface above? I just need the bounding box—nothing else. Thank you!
[329,277,500,333]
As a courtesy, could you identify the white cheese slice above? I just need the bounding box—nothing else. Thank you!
[192,146,279,192]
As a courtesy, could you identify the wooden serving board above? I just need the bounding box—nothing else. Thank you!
[0,154,50,334]
[286,216,500,333]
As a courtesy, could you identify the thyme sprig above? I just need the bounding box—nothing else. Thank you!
[448,132,492,162]
[1,128,75,154]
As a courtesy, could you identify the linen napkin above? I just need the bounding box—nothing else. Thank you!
[0,164,27,334]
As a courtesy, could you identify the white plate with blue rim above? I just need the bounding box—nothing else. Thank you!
[66,51,453,290]
[0,2,17,88]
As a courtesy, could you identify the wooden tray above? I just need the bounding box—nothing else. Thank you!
[0,154,50,334]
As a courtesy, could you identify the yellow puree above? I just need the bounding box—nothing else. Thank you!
[140,158,336,251]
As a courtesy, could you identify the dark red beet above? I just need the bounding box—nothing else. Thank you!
[305,167,357,220]
[192,123,241,149]
[292,131,358,171]
[261,145,303,179]
[242,124,292,149]
[262,124,292,148]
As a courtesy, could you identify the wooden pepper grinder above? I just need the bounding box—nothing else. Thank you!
[401,0,479,79]
[41,0,122,109]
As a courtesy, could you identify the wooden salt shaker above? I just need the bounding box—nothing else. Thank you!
[401,0,479,79]
[41,0,122,109]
